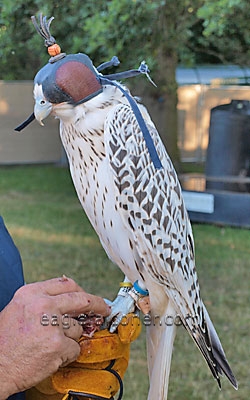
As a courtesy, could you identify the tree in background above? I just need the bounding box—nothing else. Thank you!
[196,0,250,64]
[0,0,249,165]
[0,1,93,79]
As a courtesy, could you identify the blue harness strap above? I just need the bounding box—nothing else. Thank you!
[99,77,163,170]
[0,216,25,400]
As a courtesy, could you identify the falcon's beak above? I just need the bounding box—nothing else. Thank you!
[34,98,53,126]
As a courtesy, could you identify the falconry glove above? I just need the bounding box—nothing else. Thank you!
[26,313,141,400]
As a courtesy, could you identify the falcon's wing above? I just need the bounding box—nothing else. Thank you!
[105,103,199,317]
[104,103,237,388]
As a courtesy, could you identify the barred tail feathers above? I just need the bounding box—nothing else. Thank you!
[183,303,238,390]
[203,305,238,389]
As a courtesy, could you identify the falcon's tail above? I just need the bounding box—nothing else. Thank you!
[203,305,238,389]
[185,304,238,390]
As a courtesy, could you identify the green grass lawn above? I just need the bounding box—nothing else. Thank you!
[0,165,249,399]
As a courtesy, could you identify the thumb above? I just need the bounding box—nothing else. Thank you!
[60,338,81,367]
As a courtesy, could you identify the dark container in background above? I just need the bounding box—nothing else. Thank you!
[206,100,250,192]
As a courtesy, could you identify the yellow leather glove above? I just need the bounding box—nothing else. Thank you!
[26,313,141,400]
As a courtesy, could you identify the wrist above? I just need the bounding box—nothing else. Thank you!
[0,363,19,399]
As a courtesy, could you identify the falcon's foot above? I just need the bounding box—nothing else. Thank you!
[103,293,136,333]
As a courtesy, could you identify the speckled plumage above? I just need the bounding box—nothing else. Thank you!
[34,81,237,399]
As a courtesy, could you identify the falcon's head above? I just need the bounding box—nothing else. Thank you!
[28,13,105,126]
[29,14,153,128]
[33,53,103,125]
[16,14,160,169]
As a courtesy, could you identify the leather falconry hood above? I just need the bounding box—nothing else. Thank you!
[15,14,162,170]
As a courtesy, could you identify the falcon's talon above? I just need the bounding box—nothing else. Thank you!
[109,313,125,333]
[102,293,136,332]
[103,298,112,307]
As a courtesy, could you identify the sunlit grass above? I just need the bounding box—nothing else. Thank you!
[0,165,249,399]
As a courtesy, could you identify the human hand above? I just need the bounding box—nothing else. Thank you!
[0,276,110,398]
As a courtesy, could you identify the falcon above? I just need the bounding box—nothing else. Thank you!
[16,15,237,399]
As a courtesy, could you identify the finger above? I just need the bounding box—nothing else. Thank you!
[23,276,84,297]
[81,293,111,317]
[60,338,81,367]
[62,317,83,341]
[55,291,111,316]
[43,276,84,296]
[44,279,111,316]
